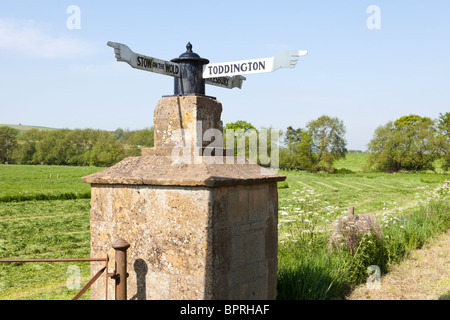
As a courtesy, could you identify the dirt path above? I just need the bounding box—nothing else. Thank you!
[346,229,450,300]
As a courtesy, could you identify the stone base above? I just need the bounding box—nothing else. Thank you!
[87,180,279,300]
[82,95,285,300]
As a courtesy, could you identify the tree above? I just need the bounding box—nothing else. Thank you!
[224,120,256,133]
[296,130,317,172]
[64,129,99,166]
[88,130,125,167]
[32,130,72,165]
[366,115,441,172]
[0,126,19,163]
[438,112,450,136]
[284,126,303,152]
[121,128,154,157]
[114,128,126,141]
[223,121,257,158]
[438,112,450,170]
[306,115,347,172]
[222,121,280,167]
[12,129,45,164]
[278,147,299,171]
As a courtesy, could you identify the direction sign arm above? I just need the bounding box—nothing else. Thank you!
[272,50,308,71]
[202,50,308,78]
[106,41,181,78]
[205,75,246,89]
[209,75,245,89]
[231,75,246,89]
[107,41,136,67]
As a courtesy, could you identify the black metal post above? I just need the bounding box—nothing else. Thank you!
[171,42,209,96]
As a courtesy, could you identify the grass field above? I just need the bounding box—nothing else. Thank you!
[0,165,103,300]
[276,165,450,299]
[277,170,449,222]
[0,160,449,300]
[0,165,103,202]
[0,199,93,299]
[333,153,369,172]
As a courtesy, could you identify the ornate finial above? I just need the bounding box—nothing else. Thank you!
[186,42,193,52]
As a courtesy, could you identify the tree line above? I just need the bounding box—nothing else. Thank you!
[224,112,449,173]
[278,112,449,173]
[1,112,448,172]
[222,116,349,173]
[0,127,154,167]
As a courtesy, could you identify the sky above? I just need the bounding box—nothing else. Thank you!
[0,1,449,151]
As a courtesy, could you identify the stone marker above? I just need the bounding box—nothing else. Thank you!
[82,42,307,300]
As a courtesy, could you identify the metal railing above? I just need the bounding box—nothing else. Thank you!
[0,238,130,300]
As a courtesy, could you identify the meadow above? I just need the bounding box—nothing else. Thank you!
[0,158,449,299]
[0,165,103,300]
[0,165,102,202]
[276,158,450,299]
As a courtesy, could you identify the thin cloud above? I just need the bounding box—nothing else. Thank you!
[0,19,95,58]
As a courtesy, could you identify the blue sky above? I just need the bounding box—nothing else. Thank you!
[0,1,449,151]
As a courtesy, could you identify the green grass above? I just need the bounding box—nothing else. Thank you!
[0,199,93,299]
[333,152,448,173]
[0,163,449,300]
[334,153,369,172]
[276,168,450,299]
[277,170,449,218]
[0,164,104,202]
[0,165,104,300]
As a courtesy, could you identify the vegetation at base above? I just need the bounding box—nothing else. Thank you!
[276,169,450,300]
[277,193,450,299]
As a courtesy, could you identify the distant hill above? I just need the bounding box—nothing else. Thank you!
[0,124,58,134]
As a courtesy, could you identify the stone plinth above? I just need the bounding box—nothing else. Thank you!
[82,95,285,300]
[150,95,223,150]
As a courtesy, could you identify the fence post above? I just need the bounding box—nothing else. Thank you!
[112,238,130,300]
[348,206,355,218]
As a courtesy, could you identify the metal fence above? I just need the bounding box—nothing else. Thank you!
[0,238,130,300]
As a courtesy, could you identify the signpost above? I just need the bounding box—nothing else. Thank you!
[106,41,307,93]
[107,42,181,77]
[85,40,307,300]
[107,42,245,90]
[202,50,308,78]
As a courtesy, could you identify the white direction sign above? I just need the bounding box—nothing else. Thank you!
[107,42,181,77]
[107,41,244,89]
[202,50,308,78]
[107,42,307,90]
